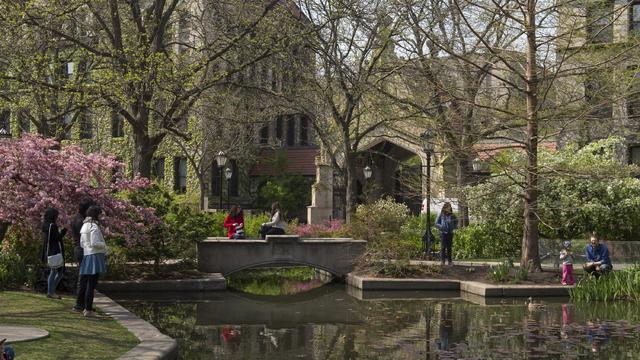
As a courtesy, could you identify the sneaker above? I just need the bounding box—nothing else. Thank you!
[46,294,62,300]
[83,310,96,317]
[72,306,83,312]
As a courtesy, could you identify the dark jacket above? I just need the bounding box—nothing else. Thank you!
[435,213,458,235]
[41,222,66,266]
[71,213,85,262]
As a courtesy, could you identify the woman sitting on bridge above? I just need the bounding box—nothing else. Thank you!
[224,206,245,239]
[259,202,286,239]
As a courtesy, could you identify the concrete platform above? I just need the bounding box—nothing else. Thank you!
[346,273,573,297]
[93,292,178,360]
[0,326,49,343]
[98,274,226,293]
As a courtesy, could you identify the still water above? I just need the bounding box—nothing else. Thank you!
[110,284,640,359]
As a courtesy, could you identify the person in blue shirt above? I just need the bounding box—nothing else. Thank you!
[435,202,457,266]
[583,234,612,277]
[1,338,15,360]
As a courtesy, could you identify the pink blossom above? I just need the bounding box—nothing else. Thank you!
[0,134,159,246]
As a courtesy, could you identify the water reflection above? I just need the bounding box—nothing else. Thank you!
[112,285,640,359]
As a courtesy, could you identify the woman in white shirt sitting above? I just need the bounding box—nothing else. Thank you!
[259,202,286,239]
[76,206,108,317]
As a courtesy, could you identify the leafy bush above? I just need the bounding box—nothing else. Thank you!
[352,197,410,241]
[571,265,640,301]
[466,137,640,244]
[0,251,30,289]
[454,223,520,259]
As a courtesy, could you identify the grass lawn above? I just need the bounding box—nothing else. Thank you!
[0,291,138,360]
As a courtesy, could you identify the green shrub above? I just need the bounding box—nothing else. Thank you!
[0,251,30,289]
[352,197,410,241]
[454,223,520,259]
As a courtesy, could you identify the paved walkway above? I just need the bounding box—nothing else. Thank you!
[0,326,49,343]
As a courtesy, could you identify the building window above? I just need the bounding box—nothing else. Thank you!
[176,114,188,132]
[299,115,309,146]
[62,113,72,140]
[0,110,10,137]
[18,110,30,134]
[173,157,187,193]
[587,0,613,43]
[585,75,612,119]
[210,160,221,197]
[275,116,283,142]
[111,111,124,138]
[630,146,640,165]
[286,115,295,146]
[628,68,640,119]
[259,123,269,144]
[152,157,165,181]
[631,2,640,36]
[229,159,239,196]
[79,110,93,139]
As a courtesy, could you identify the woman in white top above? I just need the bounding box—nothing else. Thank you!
[259,202,286,239]
[76,205,108,317]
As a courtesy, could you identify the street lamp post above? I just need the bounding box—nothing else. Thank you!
[421,131,435,258]
[215,151,228,210]
[363,165,372,203]
[225,167,233,210]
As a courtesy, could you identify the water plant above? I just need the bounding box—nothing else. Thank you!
[570,264,640,301]
[488,259,513,283]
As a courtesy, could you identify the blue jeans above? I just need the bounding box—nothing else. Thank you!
[47,267,64,295]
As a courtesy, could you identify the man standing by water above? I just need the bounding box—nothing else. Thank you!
[583,234,612,277]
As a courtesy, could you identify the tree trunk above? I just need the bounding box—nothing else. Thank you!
[132,130,158,179]
[344,151,356,224]
[456,155,470,227]
[198,173,207,211]
[522,2,541,272]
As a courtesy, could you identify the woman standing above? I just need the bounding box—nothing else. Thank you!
[41,207,67,299]
[76,206,107,317]
[435,202,457,266]
[259,202,286,239]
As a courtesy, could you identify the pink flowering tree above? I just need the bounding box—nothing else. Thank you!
[0,135,160,247]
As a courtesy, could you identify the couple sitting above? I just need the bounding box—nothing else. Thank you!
[223,202,286,240]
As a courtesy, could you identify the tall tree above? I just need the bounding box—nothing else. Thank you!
[296,0,401,222]
[1,0,286,177]
[408,0,638,270]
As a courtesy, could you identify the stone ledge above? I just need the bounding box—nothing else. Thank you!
[347,273,573,297]
[346,273,460,291]
[98,275,227,293]
[93,292,178,360]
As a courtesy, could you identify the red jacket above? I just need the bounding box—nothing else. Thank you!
[223,213,244,238]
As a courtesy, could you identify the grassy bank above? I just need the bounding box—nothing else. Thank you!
[0,291,138,360]
[570,265,640,301]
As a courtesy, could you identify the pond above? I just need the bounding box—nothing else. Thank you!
[109,284,640,360]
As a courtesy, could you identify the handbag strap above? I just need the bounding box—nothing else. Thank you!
[46,223,52,256]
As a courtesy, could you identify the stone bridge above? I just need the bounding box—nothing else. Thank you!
[197,235,367,277]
